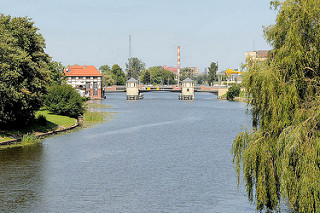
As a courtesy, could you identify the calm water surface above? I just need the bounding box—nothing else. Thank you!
[0,92,254,212]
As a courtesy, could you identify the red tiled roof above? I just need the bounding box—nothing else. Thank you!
[64,65,103,77]
[163,65,178,74]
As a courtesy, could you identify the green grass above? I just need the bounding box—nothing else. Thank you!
[0,102,113,147]
[221,93,227,98]
[36,110,75,129]
[0,110,76,145]
[0,136,13,143]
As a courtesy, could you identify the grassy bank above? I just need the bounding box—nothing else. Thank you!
[0,102,113,149]
[0,110,76,149]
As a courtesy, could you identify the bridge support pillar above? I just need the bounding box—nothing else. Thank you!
[179,78,194,100]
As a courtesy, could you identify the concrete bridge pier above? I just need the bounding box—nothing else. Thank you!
[179,78,194,100]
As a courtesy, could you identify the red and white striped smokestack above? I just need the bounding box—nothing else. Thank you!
[177,46,180,85]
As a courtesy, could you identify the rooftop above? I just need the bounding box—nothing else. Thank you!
[64,65,103,77]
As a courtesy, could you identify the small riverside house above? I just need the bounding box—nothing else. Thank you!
[64,65,103,99]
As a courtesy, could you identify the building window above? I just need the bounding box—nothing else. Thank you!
[86,82,90,89]
[93,82,97,89]
[93,88,98,96]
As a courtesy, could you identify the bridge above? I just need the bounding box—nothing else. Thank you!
[104,85,222,93]
[104,85,229,97]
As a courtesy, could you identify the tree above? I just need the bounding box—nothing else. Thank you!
[126,57,145,79]
[226,85,240,101]
[47,60,66,85]
[45,84,85,118]
[140,69,151,84]
[145,66,176,85]
[111,64,125,85]
[0,14,50,128]
[207,62,218,86]
[232,1,320,212]
[148,66,163,84]
[195,74,207,84]
[99,65,115,86]
[180,67,193,81]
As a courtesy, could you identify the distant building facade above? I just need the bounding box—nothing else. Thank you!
[64,65,103,99]
[163,65,178,75]
[188,67,200,76]
[245,50,269,62]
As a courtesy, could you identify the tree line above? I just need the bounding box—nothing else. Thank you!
[99,59,219,86]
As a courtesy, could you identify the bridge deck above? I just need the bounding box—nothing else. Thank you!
[104,85,221,94]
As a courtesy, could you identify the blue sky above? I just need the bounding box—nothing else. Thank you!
[1,0,277,72]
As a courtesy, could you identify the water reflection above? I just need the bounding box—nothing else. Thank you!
[0,92,257,212]
[0,145,44,212]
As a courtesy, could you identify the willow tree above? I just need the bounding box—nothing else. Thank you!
[232,0,320,212]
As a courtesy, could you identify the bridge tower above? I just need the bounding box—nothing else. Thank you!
[179,78,194,100]
[126,78,143,100]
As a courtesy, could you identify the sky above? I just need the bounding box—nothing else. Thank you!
[1,0,277,72]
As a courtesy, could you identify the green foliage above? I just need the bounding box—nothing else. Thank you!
[145,66,176,85]
[140,69,151,84]
[208,62,218,86]
[36,110,75,128]
[195,74,207,84]
[180,67,193,81]
[111,64,125,85]
[99,65,115,86]
[47,60,66,85]
[126,57,145,80]
[36,114,47,125]
[44,84,85,118]
[232,1,320,212]
[226,85,240,101]
[0,14,50,128]
[21,133,40,145]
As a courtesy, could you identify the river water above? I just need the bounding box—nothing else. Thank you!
[0,92,254,212]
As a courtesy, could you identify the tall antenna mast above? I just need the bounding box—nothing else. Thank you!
[177,46,180,85]
[129,35,132,59]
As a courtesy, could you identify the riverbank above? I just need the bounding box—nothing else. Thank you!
[218,91,249,102]
[0,102,112,149]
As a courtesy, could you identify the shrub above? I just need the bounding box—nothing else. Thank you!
[36,114,47,126]
[45,84,85,118]
[226,85,241,101]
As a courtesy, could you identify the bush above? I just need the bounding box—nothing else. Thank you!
[45,85,85,118]
[226,85,241,101]
[36,114,47,125]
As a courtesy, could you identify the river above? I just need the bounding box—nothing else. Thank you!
[0,92,254,212]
